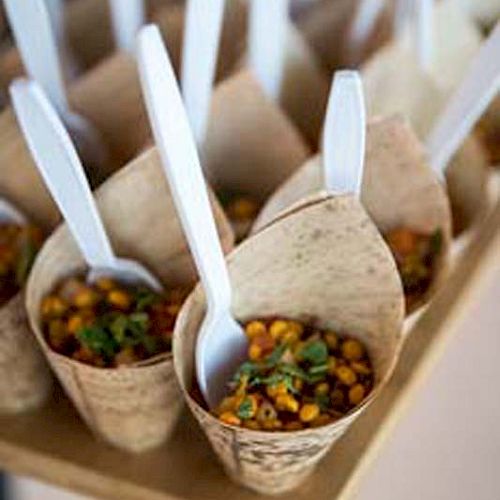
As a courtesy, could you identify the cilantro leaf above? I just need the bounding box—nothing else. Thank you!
[77,325,117,359]
[237,397,254,420]
[299,340,328,365]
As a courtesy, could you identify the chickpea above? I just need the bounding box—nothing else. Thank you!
[348,384,366,406]
[336,365,357,386]
[66,314,85,334]
[47,319,68,351]
[256,401,278,423]
[299,403,320,423]
[351,361,371,375]
[314,382,330,396]
[293,377,304,392]
[219,412,241,427]
[275,394,299,413]
[73,287,98,309]
[94,277,116,292]
[41,296,67,318]
[245,320,267,339]
[269,320,289,339]
[248,342,262,361]
[262,419,283,430]
[287,320,304,337]
[216,396,238,415]
[341,339,364,361]
[266,382,288,399]
[243,420,261,431]
[311,414,333,428]
[106,289,131,310]
[324,331,339,349]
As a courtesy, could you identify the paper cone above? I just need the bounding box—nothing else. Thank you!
[0,293,52,413]
[476,95,500,166]
[174,194,404,494]
[298,0,394,71]
[203,69,310,206]
[254,116,452,312]
[362,44,490,236]
[25,147,234,453]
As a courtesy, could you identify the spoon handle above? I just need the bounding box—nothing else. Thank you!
[414,0,433,71]
[108,0,145,53]
[322,71,366,197]
[137,25,232,313]
[4,0,69,115]
[248,0,289,101]
[10,79,117,270]
[427,21,500,177]
[350,0,385,49]
[45,0,64,41]
[181,0,225,146]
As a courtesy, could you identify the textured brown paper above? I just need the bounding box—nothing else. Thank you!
[174,194,404,494]
[25,147,234,452]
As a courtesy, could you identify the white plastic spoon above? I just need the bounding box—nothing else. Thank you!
[349,0,385,54]
[137,25,246,409]
[0,199,27,225]
[248,0,289,101]
[181,0,225,146]
[426,21,500,179]
[10,78,162,291]
[4,0,108,172]
[322,71,366,196]
[108,0,145,54]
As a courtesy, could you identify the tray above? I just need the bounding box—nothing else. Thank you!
[0,196,498,500]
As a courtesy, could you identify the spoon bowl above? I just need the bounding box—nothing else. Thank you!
[0,198,27,225]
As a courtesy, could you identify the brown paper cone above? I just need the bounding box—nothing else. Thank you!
[174,194,404,494]
[298,0,394,72]
[25,147,234,453]
[362,45,491,236]
[253,116,452,312]
[203,69,310,206]
[0,293,52,413]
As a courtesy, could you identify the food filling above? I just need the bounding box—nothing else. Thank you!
[214,318,374,431]
[385,228,442,311]
[221,191,259,242]
[0,222,43,306]
[41,276,187,367]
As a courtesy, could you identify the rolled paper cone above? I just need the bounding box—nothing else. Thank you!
[476,95,500,166]
[298,0,394,71]
[362,45,491,236]
[203,69,310,206]
[25,147,234,453]
[253,116,452,313]
[174,194,404,494]
[0,293,52,413]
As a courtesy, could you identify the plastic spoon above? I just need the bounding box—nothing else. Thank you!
[248,0,289,101]
[108,0,145,54]
[349,0,385,54]
[10,79,162,291]
[137,25,246,409]
[426,21,500,178]
[4,0,108,172]
[0,199,27,225]
[181,0,225,146]
[322,71,366,196]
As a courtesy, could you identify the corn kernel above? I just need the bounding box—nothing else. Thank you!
[336,365,357,386]
[293,377,304,392]
[243,419,261,430]
[216,396,238,415]
[282,329,300,345]
[219,412,241,427]
[314,382,330,396]
[341,339,364,361]
[245,320,267,339]
[107,289,131,310]
[325,331,338,349]
[266,382,288,399]
[299,403,320,423]
[287,320,304,337]
[269,320,289,339]
[275,394,299,413]
[351,361,371,375]
[262,419,283,430]
[310,414,333,428]
[248,342,262,361]
[73,288,98,309]
[348,384,366,406]
[94,277,116,292]
[66,314,84,334]
[41,296,67,318]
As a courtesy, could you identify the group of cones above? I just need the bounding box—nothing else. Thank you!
[0,0,498,495]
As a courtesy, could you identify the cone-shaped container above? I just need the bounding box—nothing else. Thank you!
[0,292,52,413]
[254,116,452,313]
[174,194,405,494]
[203,69,310,238]
[25,147,234,453]
[362,44,490,235]
[298,0,394,71]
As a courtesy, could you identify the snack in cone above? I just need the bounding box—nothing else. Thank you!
[361,20,490,235]
[174,193,405,494]
[298,0,394,71]
[254,116,452,313]
[23,145,233,452]
[0,212,52,413]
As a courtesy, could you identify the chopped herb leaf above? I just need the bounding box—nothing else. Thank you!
[299,340,328,365]
[237,397,254,420]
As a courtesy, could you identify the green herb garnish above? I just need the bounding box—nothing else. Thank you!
[299,340,328,365]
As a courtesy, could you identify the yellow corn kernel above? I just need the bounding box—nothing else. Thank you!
[66,314,85,334]
[107,289,132,310]
[336,365,357,386]
[266,381,288,399]
[243,419,261,431]
[94,277,116,292]
[348,384,366,406]
[299,403,320,423]
[245,320,267,339]
[351,361,371,375]
[219,412,241,427]
[262,419,283,430]
[310,414,333,428]
[324,331,338,349]
[73,288,98,309]
[41,296,67,318]
[248,342,262,361]
[293,377,304,392]
[327,356,337,376]
[284,421,303,431]
[341,339,364,361]
[287,320,304,337]
[314,382,330,396]
[269,320,289,339]
[282,329,300,345]
[216,396,238,415]
[275,394,299,413]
